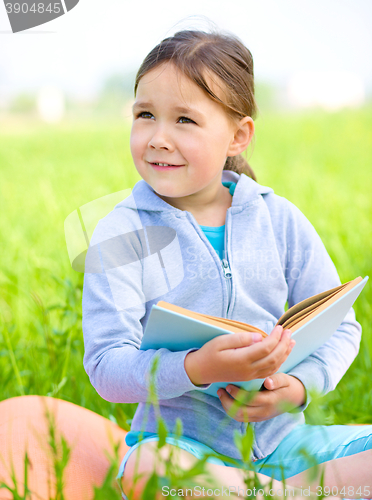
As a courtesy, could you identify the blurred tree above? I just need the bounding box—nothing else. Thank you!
[9,92,36,114]
[94,71,136,117]
[255,81,287,114]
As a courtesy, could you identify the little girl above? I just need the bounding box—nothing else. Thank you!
[82,29,372,498]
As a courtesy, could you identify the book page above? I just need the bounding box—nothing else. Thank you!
[283,277,362,333]
[281,289,341,329]
[156,301,267,336]
[277,282,349,326]
[200,315,268,337]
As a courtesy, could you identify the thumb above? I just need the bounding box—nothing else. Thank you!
[264,373,289,391]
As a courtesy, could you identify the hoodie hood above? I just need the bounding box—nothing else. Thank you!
[117,170,273,213]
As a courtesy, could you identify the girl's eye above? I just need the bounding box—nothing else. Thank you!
[136,111,153,119]
[178,116,195,124]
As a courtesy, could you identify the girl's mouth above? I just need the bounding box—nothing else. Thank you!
[150,162,184,171]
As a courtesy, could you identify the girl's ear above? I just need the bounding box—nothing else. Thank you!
[227,116,255,157]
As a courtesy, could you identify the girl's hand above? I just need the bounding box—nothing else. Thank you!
[184,325,295,386]
[217,373,306,422]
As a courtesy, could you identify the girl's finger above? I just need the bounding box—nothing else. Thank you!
[220,394,270,422]
[228,326,284,364]
[217,389,245,419]
[223,384,271,409]
[225,384,256,405]
[264,373,290,390]
[251,329,292,372]
[275,339,295,369]
[218,388,250,411]
[263,377,275,390]
[218,388,277,422]
[215,330,264,351]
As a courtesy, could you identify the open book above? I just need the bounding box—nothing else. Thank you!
[140,276,368,398]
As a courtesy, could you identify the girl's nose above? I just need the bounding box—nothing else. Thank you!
[148,127,174,150]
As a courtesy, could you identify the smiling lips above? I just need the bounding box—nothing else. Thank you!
[149,161,184,170]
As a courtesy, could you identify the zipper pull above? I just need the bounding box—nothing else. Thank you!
[221,259,232,279]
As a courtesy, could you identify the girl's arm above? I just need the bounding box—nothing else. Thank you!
[83,265,213,404]
[82,210,210,404]
[266,194,362,409]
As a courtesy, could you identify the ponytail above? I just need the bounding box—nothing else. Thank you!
[224,155,257,182]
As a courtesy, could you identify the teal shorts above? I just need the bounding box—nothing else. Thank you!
[117,424,372,498]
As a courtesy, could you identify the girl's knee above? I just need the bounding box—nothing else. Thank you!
[122,441,188,482]
[0,396,129,500]
[121,443,160,499]
[121,441,211,499]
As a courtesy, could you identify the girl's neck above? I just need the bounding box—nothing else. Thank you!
[157,183,233,227]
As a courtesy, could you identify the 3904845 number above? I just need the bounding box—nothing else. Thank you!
[316,486,371,497]
[5,3,61,14]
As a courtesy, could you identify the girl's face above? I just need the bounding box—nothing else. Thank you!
[130,62,245,213]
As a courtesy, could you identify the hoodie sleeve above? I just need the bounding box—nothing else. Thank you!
[272,197,362,410]
[82,208,210,404]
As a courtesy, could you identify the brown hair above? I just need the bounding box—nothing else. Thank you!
[134,29,258,182]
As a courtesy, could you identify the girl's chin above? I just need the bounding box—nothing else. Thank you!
[150,182,181,198]
[154,190,178,201]
[152,187,189,205]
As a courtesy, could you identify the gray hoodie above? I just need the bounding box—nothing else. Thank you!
[82,170,361,460]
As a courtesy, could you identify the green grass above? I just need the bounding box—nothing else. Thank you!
[0,108,371,496]
[0,118,142,424]
[254,108,372,424]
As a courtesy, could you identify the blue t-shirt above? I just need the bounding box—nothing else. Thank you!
[125,181,236,447]
[199,181,236,259]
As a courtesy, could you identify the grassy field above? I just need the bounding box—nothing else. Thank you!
[0,108,372,496]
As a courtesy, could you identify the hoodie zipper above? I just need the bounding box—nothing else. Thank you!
[185,210,233,318]
[221,258,232,317]
[222,209,232,318]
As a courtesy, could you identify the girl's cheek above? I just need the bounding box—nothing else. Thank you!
[130,134,142,156]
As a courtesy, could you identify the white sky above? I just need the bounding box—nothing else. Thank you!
[0,0,371,99]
